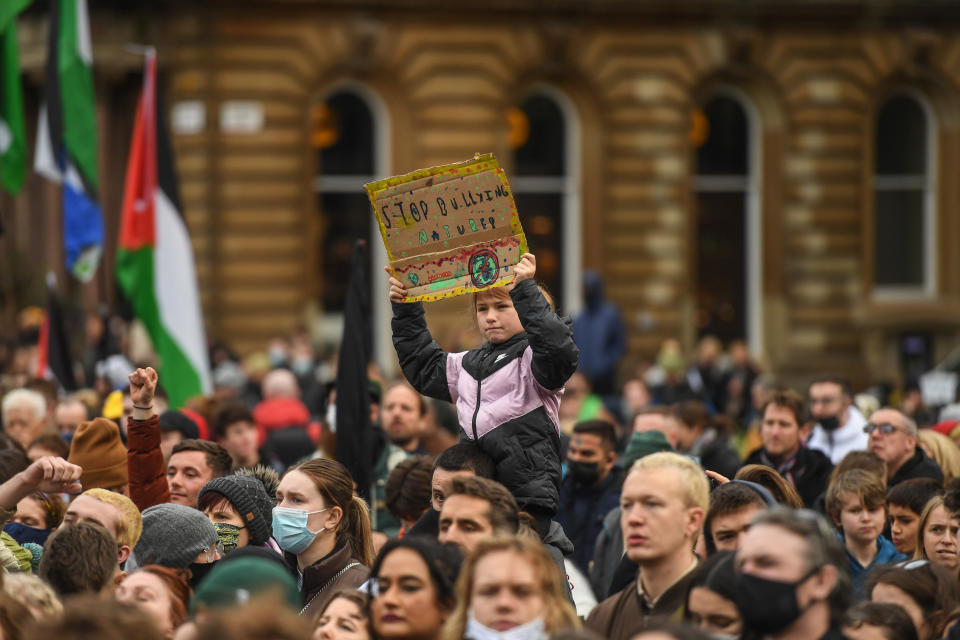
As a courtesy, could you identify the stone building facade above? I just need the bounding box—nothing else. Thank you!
[6,1,960,389]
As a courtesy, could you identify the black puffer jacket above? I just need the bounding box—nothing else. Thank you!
[391,279,578,518]
[889,447,944,487]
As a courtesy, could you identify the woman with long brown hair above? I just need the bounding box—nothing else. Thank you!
[274,458,374,618]
[443,537,580,640]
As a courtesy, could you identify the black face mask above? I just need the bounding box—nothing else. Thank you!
[188,560,220,589]
[735,568,818,635]
[568,461,600,487]
[819,415,840,431]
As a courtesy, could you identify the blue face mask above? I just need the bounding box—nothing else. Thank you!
[271,506,328,554]
[3,522,51,546]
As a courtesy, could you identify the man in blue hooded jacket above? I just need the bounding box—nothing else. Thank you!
[573,271,625,396]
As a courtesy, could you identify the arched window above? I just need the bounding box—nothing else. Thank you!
[313,90,377,312]
[693,92,761,347]
[312,86,391,367]
[510,91,579,312]
[873,93,935,294]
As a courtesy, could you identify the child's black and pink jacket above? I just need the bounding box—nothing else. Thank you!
[391,278,579,518]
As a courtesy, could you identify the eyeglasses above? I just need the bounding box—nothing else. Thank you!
[863,423,900,436]
[200,540,224,563]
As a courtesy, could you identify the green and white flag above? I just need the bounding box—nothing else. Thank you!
[35,0,104,282]
[0,0,29,194]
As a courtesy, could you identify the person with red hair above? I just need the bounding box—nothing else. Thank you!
[116,565,192,639]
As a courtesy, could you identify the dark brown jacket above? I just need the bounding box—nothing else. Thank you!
[294,542,370,620]
[585,561,699,640]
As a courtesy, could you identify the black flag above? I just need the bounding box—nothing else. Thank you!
[37,273,77,391]
[335,240,372,502]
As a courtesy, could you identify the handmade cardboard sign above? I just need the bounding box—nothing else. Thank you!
[365,154,527,302]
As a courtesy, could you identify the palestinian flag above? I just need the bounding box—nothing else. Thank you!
[34,0,103,282]
[36,272,77,391]
[116,50,210,408]
[0,0,29,194]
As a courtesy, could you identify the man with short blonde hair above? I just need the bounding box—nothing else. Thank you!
[632,451,710,513]
[62,489,142,567]
[586,452,708,640]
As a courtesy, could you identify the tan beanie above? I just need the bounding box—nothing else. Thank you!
[68,418,128,490]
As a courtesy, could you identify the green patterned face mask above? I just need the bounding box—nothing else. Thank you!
[214,522,244,554]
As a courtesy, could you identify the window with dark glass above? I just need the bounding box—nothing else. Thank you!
[313,91,376,312]
[511,94,566,310]
[874,94,929,289]
[694,95,749,343]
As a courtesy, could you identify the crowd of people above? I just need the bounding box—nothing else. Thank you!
[0,254,959,640]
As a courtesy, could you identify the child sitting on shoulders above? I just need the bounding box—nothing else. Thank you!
[386,253,578,537]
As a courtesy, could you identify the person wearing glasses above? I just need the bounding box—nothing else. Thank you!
[132,502,223,589]
[865,408,943,488]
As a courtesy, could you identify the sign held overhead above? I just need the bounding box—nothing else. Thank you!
[365,154,527,302]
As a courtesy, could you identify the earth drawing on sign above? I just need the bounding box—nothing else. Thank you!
[469,249,499,288]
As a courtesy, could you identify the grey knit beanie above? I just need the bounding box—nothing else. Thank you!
[197,473,275,546]
[135,503,219,569]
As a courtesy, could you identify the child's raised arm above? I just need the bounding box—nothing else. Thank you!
[509,254,579,391]
[385,266,456,402]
